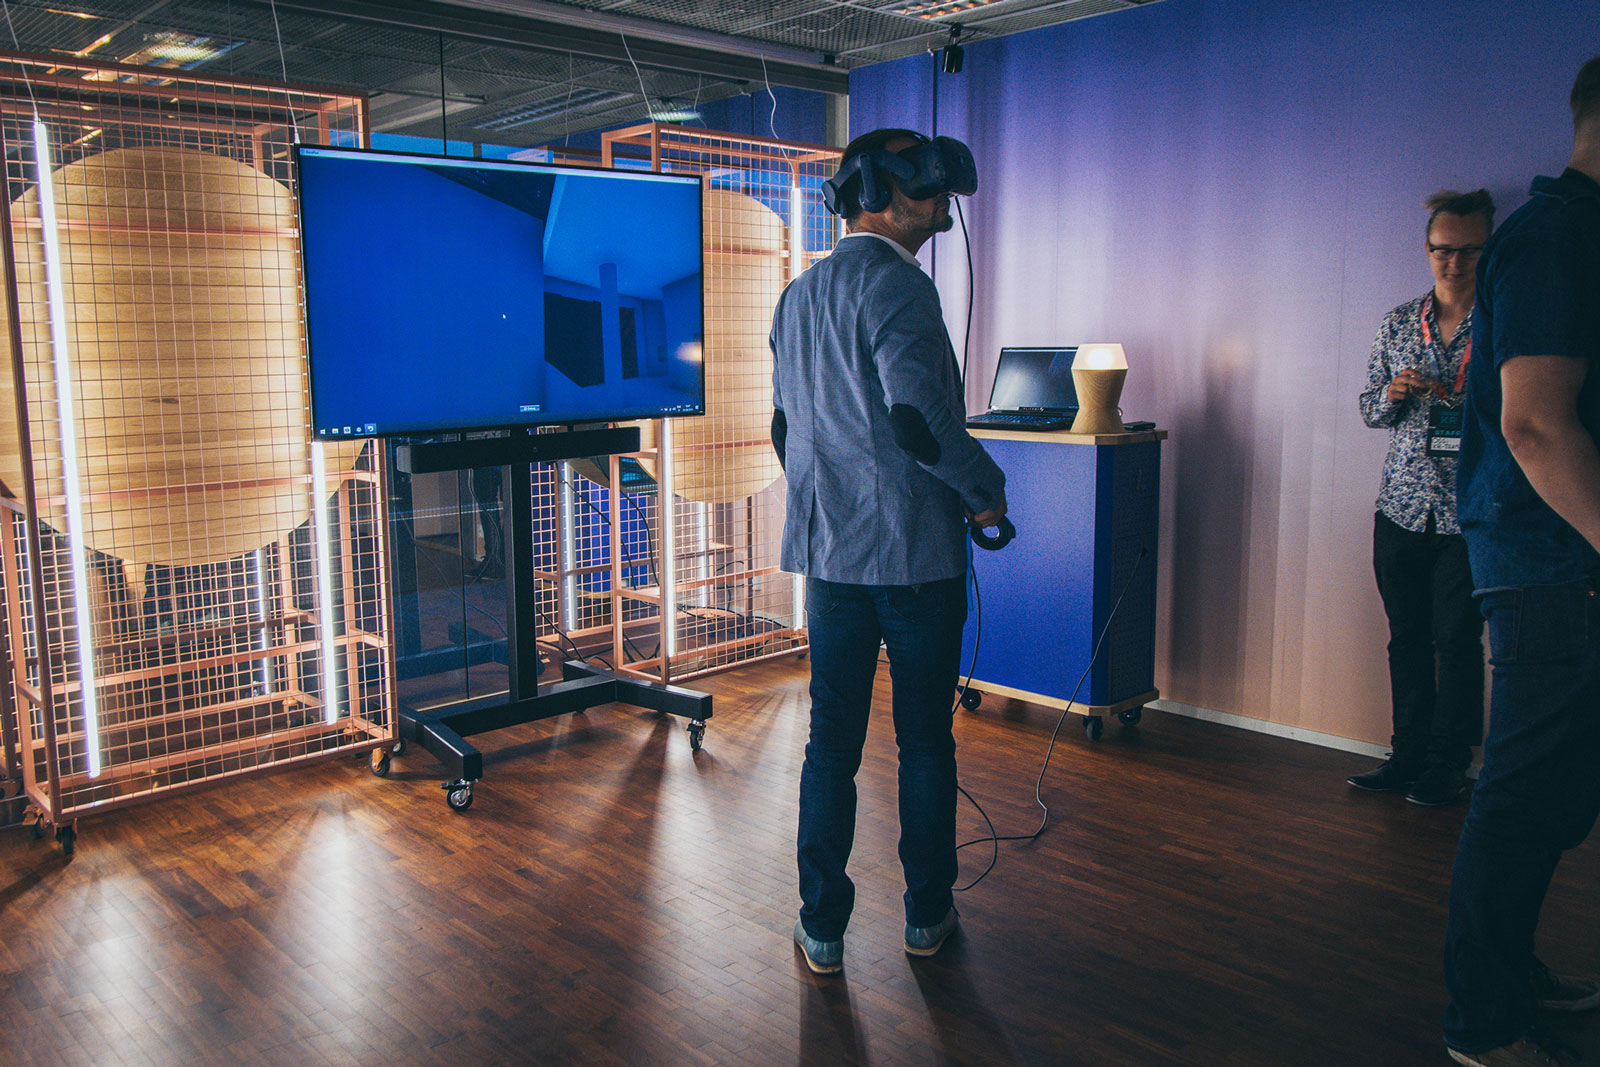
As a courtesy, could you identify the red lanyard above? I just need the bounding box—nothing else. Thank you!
[1420,291,1471,397]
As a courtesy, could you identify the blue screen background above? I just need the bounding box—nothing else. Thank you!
[296,147,704,437]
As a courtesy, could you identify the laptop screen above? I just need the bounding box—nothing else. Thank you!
[988,347,1079,411]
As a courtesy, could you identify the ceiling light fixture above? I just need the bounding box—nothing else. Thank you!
[892,0,1003,19]
[72,31,112,57]
[135,32,232,65]
[649,101,702,123]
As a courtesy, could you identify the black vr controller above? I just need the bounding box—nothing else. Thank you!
[822,132,978,217]
[970,515,1016,551]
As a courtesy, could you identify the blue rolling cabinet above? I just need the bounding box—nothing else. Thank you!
[959,430,1165,741]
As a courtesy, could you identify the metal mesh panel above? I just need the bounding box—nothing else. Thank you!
[607,0,942,57]
[0,52,393,830]
[600,124,838,683]
[541,460,622,666]
[0,0,1163,143]
[943,0,1142,41]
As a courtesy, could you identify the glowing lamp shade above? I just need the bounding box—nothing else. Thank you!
[1068,343,1130,435]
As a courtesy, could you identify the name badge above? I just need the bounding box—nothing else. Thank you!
[1427,403,1463,457]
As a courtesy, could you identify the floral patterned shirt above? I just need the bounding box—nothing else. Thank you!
[1359,291,1473,535]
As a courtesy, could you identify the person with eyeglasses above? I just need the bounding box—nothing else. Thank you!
[1353,188,1494,806]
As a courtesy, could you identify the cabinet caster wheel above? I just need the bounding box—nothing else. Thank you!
[31,816,46,840]
[687,720,706,752]
[1118,707,1143,727]
[443,779,474,812]
[369,749,391,778]
[391,736,407,757]
[959,688,983,711]
[1083,716,1104,742]
[55,824,75,856]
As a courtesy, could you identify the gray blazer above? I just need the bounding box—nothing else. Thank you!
[770,235,1006,585]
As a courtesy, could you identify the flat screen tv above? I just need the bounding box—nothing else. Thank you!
[294,144,705,439]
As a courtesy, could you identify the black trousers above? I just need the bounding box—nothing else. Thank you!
[1372,511,1484,771]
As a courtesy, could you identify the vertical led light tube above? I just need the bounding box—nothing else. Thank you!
[254,548,272,695]
[660,419,676,660]
[33,120,103,778]
[310,440,341,723]
[788,184,806,630]
[696,502,710,608]
[788,184,805,285]
[559,461,577,630]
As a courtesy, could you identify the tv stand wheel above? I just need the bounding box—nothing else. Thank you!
[391,736,407,757]
[959,688,983,711]
[56,823,76,856]
[443,779,475,813]
[1083,715,1104,742]
[1118,707,1143,727]
[369,749,392,778]
[687,720,706,752]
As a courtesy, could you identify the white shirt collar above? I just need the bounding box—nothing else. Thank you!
[839,230,919,266]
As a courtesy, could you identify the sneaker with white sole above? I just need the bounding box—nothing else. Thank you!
[1446,1029,1583,1066]
[904,906,959,957]
[793,919,842,975]
[1534,958,1600,1013]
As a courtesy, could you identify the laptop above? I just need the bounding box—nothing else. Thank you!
[966,346,1079,431]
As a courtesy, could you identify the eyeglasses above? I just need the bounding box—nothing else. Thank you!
[1428,244,1484,261]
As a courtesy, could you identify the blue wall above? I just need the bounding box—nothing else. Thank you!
[699,86,829,146]
[847,0,1599,742]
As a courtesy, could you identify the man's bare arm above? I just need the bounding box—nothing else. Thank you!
[1501,354,1600,553]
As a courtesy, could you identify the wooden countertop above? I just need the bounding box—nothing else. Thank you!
[969,428,1169,445]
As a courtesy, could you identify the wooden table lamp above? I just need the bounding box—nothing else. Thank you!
[1069,343,1129,435]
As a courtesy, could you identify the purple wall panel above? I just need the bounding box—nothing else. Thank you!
[848,0,1599,743]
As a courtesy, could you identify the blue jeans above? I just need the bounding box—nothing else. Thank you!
[1442,580,1600,1052]
[797,575,967,941]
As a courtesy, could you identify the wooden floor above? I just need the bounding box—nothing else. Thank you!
[2,655,1596,1066]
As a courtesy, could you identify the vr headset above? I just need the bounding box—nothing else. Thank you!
[821,132,978,217]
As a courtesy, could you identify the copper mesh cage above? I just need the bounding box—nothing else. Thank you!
[0,51,394,839]
[535,458,622,671]
[597,124,839,683]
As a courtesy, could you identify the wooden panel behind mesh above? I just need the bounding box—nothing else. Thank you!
[0,145,362,569]
[669,187,785,505]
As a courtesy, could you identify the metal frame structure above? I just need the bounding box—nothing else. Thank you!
[0,51,394,852]
[596,123,838,685]
[389,430,711,813]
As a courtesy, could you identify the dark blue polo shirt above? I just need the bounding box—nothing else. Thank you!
[1457,167,1600,590]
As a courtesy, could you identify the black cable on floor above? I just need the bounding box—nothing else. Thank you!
[954,547,1149,892]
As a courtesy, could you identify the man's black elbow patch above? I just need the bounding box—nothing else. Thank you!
[771,408,788,470]
[889,404,941,465]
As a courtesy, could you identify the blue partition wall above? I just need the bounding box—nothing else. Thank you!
[848,0,1600,741]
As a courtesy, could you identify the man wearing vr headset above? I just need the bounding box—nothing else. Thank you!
[769,128,1006,975]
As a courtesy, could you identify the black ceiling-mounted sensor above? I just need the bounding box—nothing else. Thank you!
[942,26,965,74]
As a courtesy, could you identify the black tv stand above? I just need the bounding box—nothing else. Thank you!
[383,427,711,813]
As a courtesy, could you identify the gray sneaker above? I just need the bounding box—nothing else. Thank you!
[1447,1030,1583,1066]
[904,907,959,957]
[793,919,842,975]
[1533,958,1600,1013]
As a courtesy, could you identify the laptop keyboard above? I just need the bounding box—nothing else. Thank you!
[966,412,1074,431]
